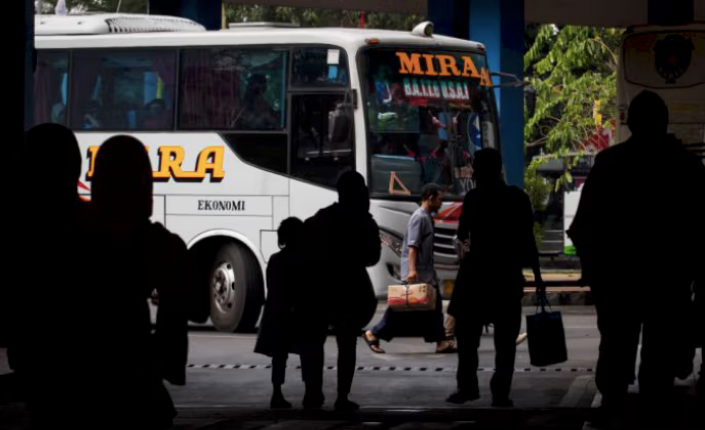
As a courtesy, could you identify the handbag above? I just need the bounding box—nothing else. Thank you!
[387,282,437,312]
[526,295,568,367]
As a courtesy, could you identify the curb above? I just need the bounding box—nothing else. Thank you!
[522,288,593,307]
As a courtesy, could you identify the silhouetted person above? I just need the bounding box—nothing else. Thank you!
[447,148,544,407]
[568,90,705,427]
[363,184,455,354]
[236,74,278,130]
[9,124,86,428]
[143,98,171,130]
[80,136,190,429]
[255,217,305,409]
[697,275,704,398]
[296,171,381,411]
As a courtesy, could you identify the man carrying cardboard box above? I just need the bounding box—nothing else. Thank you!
[363,184,456,354]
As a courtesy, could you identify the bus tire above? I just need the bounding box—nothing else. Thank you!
[209,242,263,333]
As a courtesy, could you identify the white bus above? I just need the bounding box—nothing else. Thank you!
[34,14,501,332]
[617,22,705,161]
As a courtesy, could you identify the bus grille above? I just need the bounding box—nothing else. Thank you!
[434,225,459,265]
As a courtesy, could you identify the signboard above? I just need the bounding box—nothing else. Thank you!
[167,195,272,216]
[395,52,492,87]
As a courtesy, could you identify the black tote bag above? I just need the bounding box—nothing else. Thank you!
[526,296,568,367]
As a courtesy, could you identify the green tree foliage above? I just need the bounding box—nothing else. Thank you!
[224,4,424,30]
[524,158,553,246]
[524,25,623,188]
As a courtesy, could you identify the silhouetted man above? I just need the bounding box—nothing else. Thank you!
[14,124,87,428]
[447,148,544,407]
[569,90,705,425]
[297,171,381,411]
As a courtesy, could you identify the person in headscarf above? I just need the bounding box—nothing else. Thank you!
[296,170,381,411]
[81,136,192,429]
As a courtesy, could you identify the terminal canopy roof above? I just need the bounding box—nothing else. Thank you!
[225,0,705,28]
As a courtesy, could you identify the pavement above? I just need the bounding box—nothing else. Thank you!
[1,305,702,429]
[168,408,593,430]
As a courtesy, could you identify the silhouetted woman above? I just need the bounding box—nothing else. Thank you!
[255,217,304,409]
[84,135,190,429]
[13,124,87,429]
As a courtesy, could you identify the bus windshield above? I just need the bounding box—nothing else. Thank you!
[362,47,499,200]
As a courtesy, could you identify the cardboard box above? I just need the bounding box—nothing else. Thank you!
[387,283,437,312]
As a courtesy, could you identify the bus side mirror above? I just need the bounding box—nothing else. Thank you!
[490,72,524,89]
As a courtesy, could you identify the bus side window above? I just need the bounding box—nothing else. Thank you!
[70,50,177,131]
[291,94,354,187]
[292,48,349,88]
[178,48,288,131]
[179,48,289,175]
[34,51,69,126]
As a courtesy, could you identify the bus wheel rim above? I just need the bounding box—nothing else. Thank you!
[213,262,236,315]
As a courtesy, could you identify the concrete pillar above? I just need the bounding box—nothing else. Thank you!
[24,0,34,131]
[427,0,469,40]
[428,0,525,188]
[696,0,705,21]
[648,0,694,25]
[150,0,222,30]
[3,0,32,346]
[471,0,525,189]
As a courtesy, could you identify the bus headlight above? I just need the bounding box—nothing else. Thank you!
[380,229,403,257]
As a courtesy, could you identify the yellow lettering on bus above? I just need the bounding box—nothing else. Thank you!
[195,146,226,181]
[155,146,198,180]
[462,56,481,78]
[396,52,423,75]
[86,144,150,180]
[86,146,99,180]
[86,145,226,182]
[480,68,493,87]
[422,54,439,76]
[437,55,461,77]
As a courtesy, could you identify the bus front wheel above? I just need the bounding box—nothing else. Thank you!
[209,242,263,333]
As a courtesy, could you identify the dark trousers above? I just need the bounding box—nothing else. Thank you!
[593,297,641,408]
[301,325,358,398]
[272,352,288,386]
[455,300,522,399]
[593,285,691,410]
[372,286,445,343]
